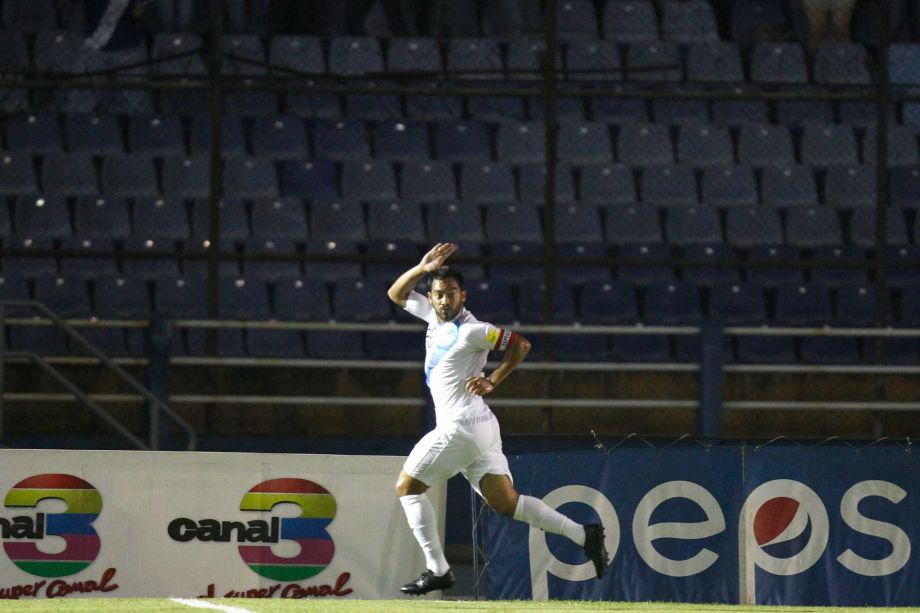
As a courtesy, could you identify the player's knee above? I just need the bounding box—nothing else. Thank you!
[486,491,519,517]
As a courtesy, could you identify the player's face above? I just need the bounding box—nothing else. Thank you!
[428,279,466,322]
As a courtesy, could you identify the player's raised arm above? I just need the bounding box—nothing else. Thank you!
[387,242,457,307]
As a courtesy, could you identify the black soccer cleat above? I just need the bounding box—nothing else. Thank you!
[400,568,455,596]
[583,523,610,579]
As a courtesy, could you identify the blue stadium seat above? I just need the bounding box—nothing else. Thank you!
[581,279,638,324]
[242,237,302,282]
[800,125,859,169]
[280,160,339,200]
[1,152,38,195]
[616,242,674,285]
[590,85,649,124]
[530,96,587,121]
[216,276,272,356]
[888,166,920,207]
[814,42,871,85]
[128,115,185,155]
[556,0,599,39]
[626,42,682,81]
[662,0,718,42]
[190,197,250,244]
[900,284,920,327]
[367,201,425,243]
[555,204,603,244]
[222,34,266,76]
[677,125,734,168]
[887,246,920,289]
[518,164,577,203]
[465,279,515,323]
[849,208,908,249]
[580,164,636,205]
[645,280,703,361]
[776,283,859,364]
[518,282,577,324]
[427,201,484,243]
[467,96,527,122]
[133,196,190,241]
[862,127,920,168]
[496,121,545,164]
[285,91,342,119]
[750,42,808,84]
[387,37,443,73]
[250,197,307,241]
[557,122,613,164]
[737,124,794,168]
[33,29,83,73]
[556,242,610,283]
[331,278,392,358]
[309,200,365,241]
[3,236,56,277]
[162,155,210,199]
[488,241,544,285]
[314,119,370,161]
[711,95,769,127]
[709,281,784,362]
[303,239,362,282]
[374,120,430,161]
[824,165,876,207]
[251,115,308,159]
[0,198,10,237]
[651,99,710,126]
[641,165,697,206]
[341,160,398,202]
[603,0,658,42]
[434,121,492,161]
[686,42,744,82]
[344,89,402,121]
[5,114,62,155]
[838,101,896,127]
[447,39,503,79]
[400,161,457,202]
[836,284,915,363]
[34,275,91,317]
[328,37,384,76]
[91,275,150,356]
[485,204,542,242]
[188,114,247,157]
[784,206,843,248]
[100,154,158,197]
[269,35,325,74]
[725,207,784,248]
[64,114,123,155]
[565,40,621,81]
[617,123,674,166]
[73,195,130,240]
[404,89,463,121]
[605,204,662,245]
[761,165,818,207]
[58,236,118,279]
[506,40,559,80]
[152,33,206,75]
[0,30,29,112]
[664,206,722,246]
[745,245,803,287]
[811,245,868,288]
[682,244,738,286]
[14,194,70,238]
[460,162,516,203]
[261,276,323,358]
[775,100,834,129]
[223,157,278,199]
[121,236,182,281]
[364,239,419,281]
[701,165,757,207]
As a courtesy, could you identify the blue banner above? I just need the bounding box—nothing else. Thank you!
[481,444,920,605]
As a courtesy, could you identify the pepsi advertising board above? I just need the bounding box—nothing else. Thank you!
[0,450,445,600]
[482,445,920,606]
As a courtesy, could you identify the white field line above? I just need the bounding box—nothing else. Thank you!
[170,598,257,613]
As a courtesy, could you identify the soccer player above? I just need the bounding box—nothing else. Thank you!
[387,242,610,596]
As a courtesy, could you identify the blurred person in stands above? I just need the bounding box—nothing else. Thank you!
[387,243,610,595]
[798,0,856,51]
[82,0,153,50]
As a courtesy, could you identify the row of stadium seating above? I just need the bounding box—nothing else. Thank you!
[3,273,920,362]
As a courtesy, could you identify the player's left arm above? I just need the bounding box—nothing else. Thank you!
[465,328,531,396]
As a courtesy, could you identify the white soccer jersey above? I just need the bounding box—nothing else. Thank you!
[403,291,513,424]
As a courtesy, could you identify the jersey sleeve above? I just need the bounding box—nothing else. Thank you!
[403,290,438,325]
[465,322,515,351]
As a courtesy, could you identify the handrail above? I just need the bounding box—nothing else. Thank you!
[0,301,197,451]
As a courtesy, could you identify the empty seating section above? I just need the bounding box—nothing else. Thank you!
[1,10,919,363]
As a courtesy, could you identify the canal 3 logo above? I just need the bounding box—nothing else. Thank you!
[0,474,103,578]
[168,478,336,581]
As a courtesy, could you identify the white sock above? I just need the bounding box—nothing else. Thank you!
[399,494,450,575]
[513,494,586,547]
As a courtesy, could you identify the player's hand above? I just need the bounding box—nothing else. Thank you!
[465,376,495,396]
[419,243,457,273]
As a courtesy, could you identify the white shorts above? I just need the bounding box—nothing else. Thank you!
[403,412,511,496]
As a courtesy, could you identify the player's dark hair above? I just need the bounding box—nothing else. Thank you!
[429,266,464,289]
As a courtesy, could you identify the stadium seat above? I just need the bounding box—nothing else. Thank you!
[128,115,185,155]
[0,152,38,195]
[784,206,843,248]
[644,280,703,361]
[750,42,808,84]
[223,157,279,199]
[465,279,515,324]
[888,166,920,207]
[427,201,484,243]
[708,281,776,362]
[518,282,577,324]
[814,42,871,85]
[190,197,250,244]
[849,208,908,249]
[746,245,804,287]
[558,122,613,164]
[811,245,868,288]
[280,160,339,200]
[580,164,637,205]
[616,242,674,285]
[887,246,920,289]
[556,242,611,283]
[617,123,674,166]
[556,0,599,39]
[309,200,366,241]
[603,0,658,42]
[686,42,744,82]
[387,37,443,74]
[800,124,859,168]
[640,166,698,207]
[269,35,325,74]
[222,34,266,76]
[242,237,302,282]
[2,236,57,278]
[725,207,784,248]
[664,206,722,246]
[58,236,118,280]
[701,165,757,207]
[711,95,769,127]
[328,37,384,76]
[661,0,718,42]
[91,275,150,356]
[344,90,402,121]
[100,154,159,197]
[188,114,247,156]
[152,33,206,75]
[737,124,794,168]
[760,165,818,208]
[64,114,124,155]
[341,160,398,202]
[121,236,182,281]
[591,86,649,124]
[554,204,604,244]
[314,119,371,161]
[626,42,682,81]
[404,90,463,121]
[133,196,190,241]
[775,100,834,129]
[250,197,308,241]
[162,155,210,199]
[447,38,503,79]
[303,239,362,282]
[651,99,710,126]
[364,239,419,281]
[677,125,734,168]
[286,90,342,119]
[518,164,577,203]
[434,121,492,161]
[776,283,859,363]
[259,276,322,358]
[565,40,621,81]
[251,115,309,159]
[605,205,662,245]
[374,120,431,161]
[13,194,71,238]
[682,244,738,287]
[400,161,457,203]
[73,195,130,240]
[367,201,426,243]
[5,114,62,155]
[460,162,516,204]
[489,241,544,285]
[468,96,527,122]
[485,204,542,242]
[862,127,920,168]
[824,165,876,207]
[496,121,545,164]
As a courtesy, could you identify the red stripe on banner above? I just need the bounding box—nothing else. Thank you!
[4,534,101,562]
[13,474,95,490]
[238,539,335,566]
[248,478,329,494]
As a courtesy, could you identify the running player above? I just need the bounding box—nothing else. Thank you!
[387,242,610,595]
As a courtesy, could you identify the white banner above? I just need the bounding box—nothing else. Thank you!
[0,449,445,601]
